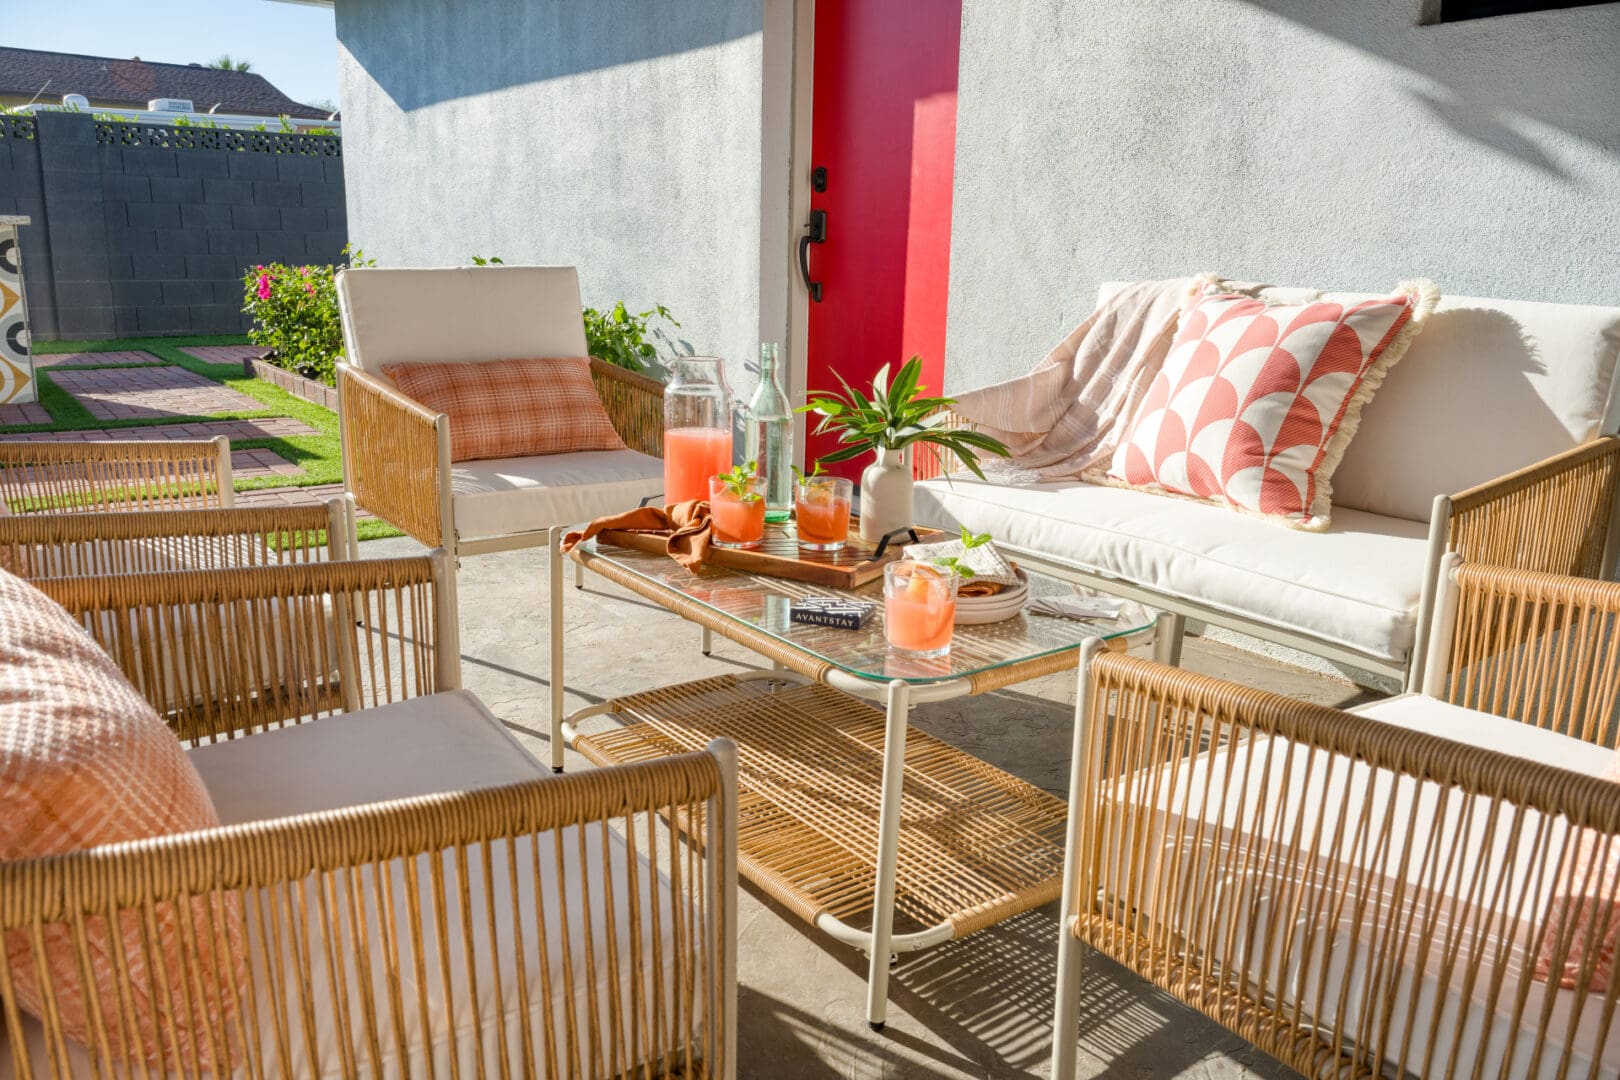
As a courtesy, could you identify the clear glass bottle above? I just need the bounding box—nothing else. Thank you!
[743,342,794,523]
[663,356,734,505]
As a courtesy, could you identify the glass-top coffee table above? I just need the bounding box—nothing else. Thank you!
[549,525,1170,1029]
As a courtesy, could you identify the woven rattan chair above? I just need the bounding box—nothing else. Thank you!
[0,436,234,513]
[3,554,739,1078]
[1051,634,1620,1078]
[334,265,664,597]
[0,499,350,580]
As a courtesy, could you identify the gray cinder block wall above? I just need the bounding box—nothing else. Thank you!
[0,112,346,341]
[944,0,1620,391]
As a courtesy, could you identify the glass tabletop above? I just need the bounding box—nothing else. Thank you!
[577,529,1157,686]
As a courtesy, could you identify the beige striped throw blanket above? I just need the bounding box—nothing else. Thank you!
[949,275,1214,482]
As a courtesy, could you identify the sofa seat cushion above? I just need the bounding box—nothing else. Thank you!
[451,449,664,542]
[0,693,688,1078]
[187,689,546,822]
[914,476,1429,662]
[1105,692,1617,1078]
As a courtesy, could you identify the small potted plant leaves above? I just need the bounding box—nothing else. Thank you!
[799,357,1010,542]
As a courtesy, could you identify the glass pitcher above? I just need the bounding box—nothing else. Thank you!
[663,356,734,504]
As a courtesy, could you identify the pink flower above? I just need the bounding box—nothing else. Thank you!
[256,273,272,301]
[305,283,315,296]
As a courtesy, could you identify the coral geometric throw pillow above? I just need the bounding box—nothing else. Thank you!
[1101,281,1437,530]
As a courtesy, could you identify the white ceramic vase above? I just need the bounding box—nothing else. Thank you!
[859,446,914,543]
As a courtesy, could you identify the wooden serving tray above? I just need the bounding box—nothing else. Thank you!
[595,520,944,589]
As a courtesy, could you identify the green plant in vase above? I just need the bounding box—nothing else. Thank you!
[799,356,1009,542]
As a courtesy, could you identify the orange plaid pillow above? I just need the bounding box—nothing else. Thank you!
[383,357,627,463]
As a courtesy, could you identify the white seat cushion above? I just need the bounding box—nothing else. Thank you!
[451,449,664,542]
[1114,694,1617,1078]
[914,476,1429,662]
[1,693,685,1079]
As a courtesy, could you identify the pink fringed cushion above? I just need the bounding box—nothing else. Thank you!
[1100,281,1438,529]
[1536,754,1620,991]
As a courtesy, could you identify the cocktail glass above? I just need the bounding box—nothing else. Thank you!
[883,560,958,658]
[794,476,852,552]
[709,474,767,548]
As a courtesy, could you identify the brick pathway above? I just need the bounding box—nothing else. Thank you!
[32,350,167,369]
[232,448,302,479]
[0,417,317,442]
[235,482,372,519]
[48,366,263,421]
[180,345,264,365]
[0,400,51,426]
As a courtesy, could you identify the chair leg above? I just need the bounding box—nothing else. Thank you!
[550,527,566,773]
[1050,924,1084,1078]
[574,557,585,590]
[701,625,713,656]
[1152,611,1185,667]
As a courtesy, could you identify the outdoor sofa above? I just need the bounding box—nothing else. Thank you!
[0,553,737,1078]
[0,436,235,513]
[918,287,1620,686]
[1051,558,1620,1078]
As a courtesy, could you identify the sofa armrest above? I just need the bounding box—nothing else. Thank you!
[0,502,345,580]
[0,436,233,513]
[1066,648,1620,1078]
[589,356,666,458]
[338,364,449,548]
[0,745,734,1079]
[34,552,457,744]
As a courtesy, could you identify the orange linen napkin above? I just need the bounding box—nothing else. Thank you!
[562,499,713,571]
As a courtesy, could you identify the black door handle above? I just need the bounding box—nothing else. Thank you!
[799,209,827,302]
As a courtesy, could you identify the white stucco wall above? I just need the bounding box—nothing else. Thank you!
[334,0,763,387]
[945,0,1620,390]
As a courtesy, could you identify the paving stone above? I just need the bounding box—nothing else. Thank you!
[31,350,166,368]
[47,365,263,420]
[230,448,302,480]
[0,416,318,443]
[0,401,51,426]
[180,345,263,365]
[235,481,370,518]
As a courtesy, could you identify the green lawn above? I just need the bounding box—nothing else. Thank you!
[19,335,401,540]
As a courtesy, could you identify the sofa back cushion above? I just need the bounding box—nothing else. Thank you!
[337,266,589,376]
[1099,284,1620,523]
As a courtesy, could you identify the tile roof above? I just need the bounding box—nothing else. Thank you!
[0,46,332,120]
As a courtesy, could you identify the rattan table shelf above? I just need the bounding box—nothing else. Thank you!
[575,673,1070,939]
[550,526,1169,1029]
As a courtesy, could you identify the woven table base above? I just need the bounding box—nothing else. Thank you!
[576,673,1068,939]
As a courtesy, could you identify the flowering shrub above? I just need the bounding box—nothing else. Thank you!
[241,246,374,386]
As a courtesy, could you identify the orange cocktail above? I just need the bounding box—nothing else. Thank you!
[664,427,734,504]
[883,561,958,657]
[709,474,766,548]
[794,476,852,551]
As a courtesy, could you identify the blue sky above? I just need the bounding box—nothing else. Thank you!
[5,0,339,108]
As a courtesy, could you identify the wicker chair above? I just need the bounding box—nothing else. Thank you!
[2,554,738,1078]
[0,499,350,580]
[335,266,666,767]
[1052,630,1620,1078]
[0,436,234,513]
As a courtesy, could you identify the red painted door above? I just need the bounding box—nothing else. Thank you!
[803,0,962,478]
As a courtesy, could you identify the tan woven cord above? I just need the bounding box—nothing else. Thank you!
[1071,650,1620,1079]
[0,750,728,1079]
[577,674,1067,939]
[0,439,228,513]
[590,358,666,459]
[339,366,445,547]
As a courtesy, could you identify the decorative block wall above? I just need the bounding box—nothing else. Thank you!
[0,215,34,403]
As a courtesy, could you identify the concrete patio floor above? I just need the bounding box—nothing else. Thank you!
[363,534,1373,1079]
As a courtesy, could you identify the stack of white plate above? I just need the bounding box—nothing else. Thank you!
[953,568,1029,625]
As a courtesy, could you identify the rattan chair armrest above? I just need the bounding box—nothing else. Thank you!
[1066,650,1620,1077]
[0,436,232,513]
[0,748,732,1079]
[1444,435,1620,578]
[338,365,448,548]
[912,406,972,481]
[34,553,457,743]
[590,356,666,458]
[0,502,343,579]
